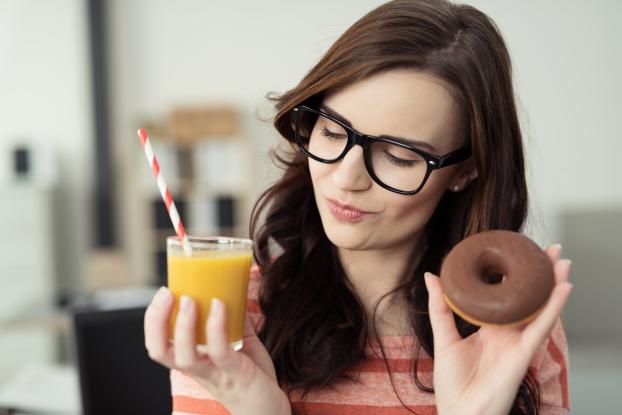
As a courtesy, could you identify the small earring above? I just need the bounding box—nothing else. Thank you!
[453,185,460,192]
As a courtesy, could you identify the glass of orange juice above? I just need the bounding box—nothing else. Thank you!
[167,236,253,352]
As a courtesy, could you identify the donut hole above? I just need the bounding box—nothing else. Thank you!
[482,267,506,284]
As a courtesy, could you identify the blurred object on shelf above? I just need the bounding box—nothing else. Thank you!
[136,119,169,140]
[0,140,59,186]
[169,106,238,145]
[193,138,249,191]
[13,147,30,178]
[84,248,132,293]
[187,193,216,235]
[216,195,236,230]
[138,106,240,147]
[153,198,187,231]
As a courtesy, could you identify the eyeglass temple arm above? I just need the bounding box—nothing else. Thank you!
[435,145,472,168]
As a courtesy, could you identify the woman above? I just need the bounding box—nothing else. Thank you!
[145,0,573,414]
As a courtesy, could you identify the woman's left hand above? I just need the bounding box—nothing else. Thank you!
[423,244,573,415]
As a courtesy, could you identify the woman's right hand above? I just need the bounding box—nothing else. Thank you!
[144,287,291,415]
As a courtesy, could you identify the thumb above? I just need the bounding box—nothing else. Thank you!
[243,308,258,338]
[241,310,279,381]
[424,272,462,353]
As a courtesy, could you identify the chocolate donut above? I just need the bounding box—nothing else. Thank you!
[439,230,554,327]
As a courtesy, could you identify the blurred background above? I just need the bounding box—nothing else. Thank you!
[0,0,619,413]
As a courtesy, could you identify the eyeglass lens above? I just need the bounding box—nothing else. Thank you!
[296,108,428,192]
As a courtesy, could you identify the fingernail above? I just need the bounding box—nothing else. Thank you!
[552,243,562,253]
[154,286,170,306]
[210,298,223,319]
[561,259,572,267]
[180,295,191,313]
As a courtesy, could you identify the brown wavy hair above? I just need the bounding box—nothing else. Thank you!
[249,0,539,413]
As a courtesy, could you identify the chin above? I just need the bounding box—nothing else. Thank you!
[327,234,366,251]
[321,220,369,251]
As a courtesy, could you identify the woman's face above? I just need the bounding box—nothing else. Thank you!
[309,68,476,252]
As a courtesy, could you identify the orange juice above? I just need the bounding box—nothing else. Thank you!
[167,237,253,350]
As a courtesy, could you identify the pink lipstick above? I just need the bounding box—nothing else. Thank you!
[326,198,371,222]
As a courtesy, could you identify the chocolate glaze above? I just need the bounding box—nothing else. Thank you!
[440,230,554,326]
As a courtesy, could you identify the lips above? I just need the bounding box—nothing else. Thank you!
[326,198,370,214]
[325,198,375,223]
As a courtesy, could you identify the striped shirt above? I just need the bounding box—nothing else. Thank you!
[171,263,570,414]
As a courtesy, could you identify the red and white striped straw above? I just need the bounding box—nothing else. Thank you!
[137,128,192,256]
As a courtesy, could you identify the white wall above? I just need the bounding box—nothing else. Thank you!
[0,0,93,294]
[468,0,622,245]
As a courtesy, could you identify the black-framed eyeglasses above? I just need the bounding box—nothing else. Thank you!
[291,105,472,195]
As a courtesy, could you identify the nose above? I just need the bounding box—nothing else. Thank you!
[331,144,373,191]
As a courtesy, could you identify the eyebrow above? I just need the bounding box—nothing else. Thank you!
[319,104,439,153]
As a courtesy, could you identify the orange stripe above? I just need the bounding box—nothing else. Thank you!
[173,396,437,415]
[173,395,230,414]
[291,402,437,415]
[164,189,173,210]
[138,128,148,145]
[152,157,160,176]
[177,221,186,238]
[546,337,569,408]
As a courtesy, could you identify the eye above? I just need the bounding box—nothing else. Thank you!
[320,127,346,139]
[382,149,420,167]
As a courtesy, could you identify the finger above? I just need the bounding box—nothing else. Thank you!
[144,287,175,367]
[544,243,562,266]
[424,272,462,352]
[173,295,200,370]
[521,260,573,352]
[553,258,571,285]
[206,298,244,373]
[544,243,571,286]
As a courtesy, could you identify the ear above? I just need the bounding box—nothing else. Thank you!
[449,158,478,191]
[464,158,478,180]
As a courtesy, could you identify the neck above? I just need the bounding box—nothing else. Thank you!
[337,235,424,337]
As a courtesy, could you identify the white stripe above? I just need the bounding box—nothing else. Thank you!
[144,140,155,166]
[156,174,168,199]
[181,235,193,255]
[170,204,181,230]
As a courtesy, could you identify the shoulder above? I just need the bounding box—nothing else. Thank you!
[529,316,570,412]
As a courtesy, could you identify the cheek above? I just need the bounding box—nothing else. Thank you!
[384,177,448,230]
[309,159,328,182]
[309,159,336,194]
[309,161,329,207]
